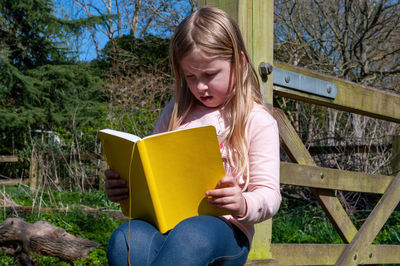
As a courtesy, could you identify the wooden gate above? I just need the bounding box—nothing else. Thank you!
[198,1,400,265]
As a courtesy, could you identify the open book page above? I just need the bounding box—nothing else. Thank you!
[141,125,213,141]
[99,129,142,143]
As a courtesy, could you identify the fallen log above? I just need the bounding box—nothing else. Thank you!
[0,218,100,265]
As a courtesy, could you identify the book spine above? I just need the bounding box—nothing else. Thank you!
[137,141,166,231]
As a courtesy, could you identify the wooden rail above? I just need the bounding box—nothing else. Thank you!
[274,62,400,123]
[199,1,400,265]
[0,155,22,185]
[0,155,18,163]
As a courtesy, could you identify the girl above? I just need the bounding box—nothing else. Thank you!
[105,7,281,266]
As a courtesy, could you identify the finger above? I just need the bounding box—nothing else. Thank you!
[105,179,126,189]
[208,197,243,215]
[208,201,239,212]
[206,187,233,198]
[108,194,129,202]
[104,169,120,179]
[216,176,237,188]
[106,187,129,197]
[208,195,240,207]
[207,184,242,197]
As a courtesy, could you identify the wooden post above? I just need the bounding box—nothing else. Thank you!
[198,0,275,261]
[99,160,107,190]
[29,149,41,190]
[392,136,400,175]
[197,0,274,103]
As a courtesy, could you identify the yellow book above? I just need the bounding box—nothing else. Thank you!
[98,126,228,233]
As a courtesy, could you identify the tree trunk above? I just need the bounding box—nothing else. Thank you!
[0,218,100,265]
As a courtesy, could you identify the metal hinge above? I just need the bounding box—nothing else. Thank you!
[273,68,338,99]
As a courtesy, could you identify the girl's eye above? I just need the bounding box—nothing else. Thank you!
[206,73,216,77]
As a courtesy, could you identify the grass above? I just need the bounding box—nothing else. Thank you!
[1,184,120,210]
[272,197,400,245]
[1,187,400,265]
[0,185,124,265]
[272,198,343,244]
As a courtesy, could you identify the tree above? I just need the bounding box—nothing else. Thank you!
[69,0,196,60]
[0,0,106,153]
[274,0,400,210]
[274,0,400,148]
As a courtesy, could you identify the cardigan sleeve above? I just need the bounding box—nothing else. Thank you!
[238,107,281,223]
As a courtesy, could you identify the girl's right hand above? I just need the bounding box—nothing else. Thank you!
[104,169,129,202]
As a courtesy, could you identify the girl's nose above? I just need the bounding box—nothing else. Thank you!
[197,82,208,92]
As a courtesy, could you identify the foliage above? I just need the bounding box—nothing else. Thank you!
[2,185,119,209]
[272,198,343,244]
[1,0,69,69]
[67,0,195,60]
[0,250,15,266]
[353,209,400,245]
[0,189,124,265]
[100,34,171,73]
[98,34,174,137]
[272,197,400,245]
[0,0,108,156]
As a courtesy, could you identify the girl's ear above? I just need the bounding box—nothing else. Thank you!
[240,51,247,65]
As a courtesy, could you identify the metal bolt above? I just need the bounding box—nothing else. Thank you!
[258,62,273,82]
[320,172,324,179]
[327,85,332,94]
[284,75,290,83]
[353,254,357,260]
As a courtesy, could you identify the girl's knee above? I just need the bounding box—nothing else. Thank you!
[108,220,158,248]
[169,216,225,249]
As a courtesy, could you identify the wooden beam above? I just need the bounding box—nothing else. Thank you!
[245,258,278,265]
[248,0,274,104]
[393,136,400,175]
[280,162,394,194]
[307,143,392,155]
[0,179,26,186]
[247,219,273,260]
[273,62,400,123]
[198,1,274,104]
[29,151,40,190]
[0,155,18,163]
[335,172,400,265]
[272,107,358,243]
[197,0,238,22]
[197,1,275,260]
[268,244,400,265]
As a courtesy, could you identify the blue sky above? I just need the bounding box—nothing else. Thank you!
[54,0,108,61]
[53,0,193,62]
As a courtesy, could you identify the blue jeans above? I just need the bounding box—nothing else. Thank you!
[107,216,249,266]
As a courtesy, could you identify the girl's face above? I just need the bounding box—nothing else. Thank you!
[181,48,234,108]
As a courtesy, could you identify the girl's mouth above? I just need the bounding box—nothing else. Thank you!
[200,96,213,102]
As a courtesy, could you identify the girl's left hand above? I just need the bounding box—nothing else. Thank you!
[206,176,246,217]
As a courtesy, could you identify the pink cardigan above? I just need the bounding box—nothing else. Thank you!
[153,102,281,244]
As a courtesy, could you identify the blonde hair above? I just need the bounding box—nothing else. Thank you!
[169,7,263,178]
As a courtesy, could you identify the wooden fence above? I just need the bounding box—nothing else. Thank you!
[0,156,24,186]
[251,69,400,265]
[197,1,400,265]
